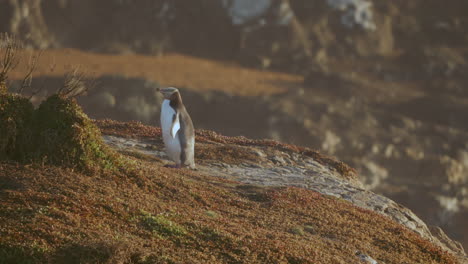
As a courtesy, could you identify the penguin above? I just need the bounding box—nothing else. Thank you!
[157,87,195,169]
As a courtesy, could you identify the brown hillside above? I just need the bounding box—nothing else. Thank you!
[8,49,302,96]
[0,122,458,264]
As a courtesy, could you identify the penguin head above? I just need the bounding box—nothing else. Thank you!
[157,87,179,100]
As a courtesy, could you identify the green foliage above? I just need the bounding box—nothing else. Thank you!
[0,93,34,161]
[31,94,122,172]
[290,226,305,236]
[0,92,129,173]
[140,212,187,237]
[204,210,218,218]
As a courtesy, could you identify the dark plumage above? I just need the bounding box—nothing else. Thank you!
[158,87,195,169]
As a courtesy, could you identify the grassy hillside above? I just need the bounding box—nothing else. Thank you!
[0,43,461,263]
[0,120,458,263]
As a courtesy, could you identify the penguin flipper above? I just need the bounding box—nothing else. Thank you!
[170,113,180,138]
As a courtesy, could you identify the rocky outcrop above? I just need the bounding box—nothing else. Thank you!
[99,121,467,261]
[4,0,467,71]
[2,96,463,262]
[3,0,468,255]
[11,71,468,251]
[0,0,55,48]
[0,82,465,261]
[0,0,237,56]
[2,0,467,84]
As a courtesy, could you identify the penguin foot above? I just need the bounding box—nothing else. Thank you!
[163,164,197,170]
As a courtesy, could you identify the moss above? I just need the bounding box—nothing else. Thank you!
[140,212,187,238]
[0,91,131,173]
[31,94,125,173]
[0,93,34,161]
[204,210,218,218]
[290,226,305,236]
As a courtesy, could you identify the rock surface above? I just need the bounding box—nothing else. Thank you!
[9,59,468,251]
[2,1,468,261]
[100,128,467,261]
[3,0,468,253]
[0,88,465,262]
[3,0,467,72]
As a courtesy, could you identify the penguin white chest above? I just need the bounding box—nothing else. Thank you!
[161,99,181,164]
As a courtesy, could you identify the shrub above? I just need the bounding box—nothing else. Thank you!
[31,94,124,172]
[0,93,34,161]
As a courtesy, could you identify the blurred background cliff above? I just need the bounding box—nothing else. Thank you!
[2,0,468,250]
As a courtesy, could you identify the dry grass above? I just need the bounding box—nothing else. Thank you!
[7,48,303,96]
[0,47,460,263]
[0,112,458,263]
[0,156,457,263]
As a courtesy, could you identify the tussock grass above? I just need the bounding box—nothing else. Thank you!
[0,93,130,174]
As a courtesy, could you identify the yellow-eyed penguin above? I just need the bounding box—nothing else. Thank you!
[157,87,195,169]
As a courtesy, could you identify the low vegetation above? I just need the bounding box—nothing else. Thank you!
[0,110,459,263]
[0,92,127,173]
[0,158,458,263]
[1,34,126,173]
[0,93,34,161]
[139,211,188,238]
[31,94,126,172]
[0,36,460,263]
